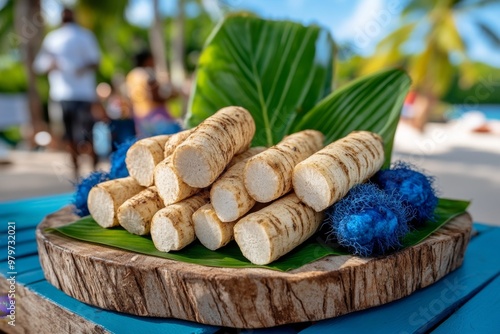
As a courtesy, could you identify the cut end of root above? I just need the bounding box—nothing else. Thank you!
[293,165,331,212]
[88,187,116,228]
[234,219,272,265]
[127,146,155,186]
[244,160,280,203]
[151,215,178,252]
[193,208,223,251]
[211,186,239,222]
[173,145,213,188]
[155,164,181,206]
[118,207,148,235]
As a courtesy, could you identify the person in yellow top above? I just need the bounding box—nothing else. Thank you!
[126,50,180,137]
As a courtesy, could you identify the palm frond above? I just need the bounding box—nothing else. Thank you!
[476,21,500,48]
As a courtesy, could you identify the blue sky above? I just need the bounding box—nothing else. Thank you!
[39,0,500,67]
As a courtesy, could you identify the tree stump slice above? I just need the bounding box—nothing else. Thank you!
[36,206,472,328]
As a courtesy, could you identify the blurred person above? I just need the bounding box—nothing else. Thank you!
[399,91,436,133]
[33,8,100,179]
[126,50,180,137]
[99,77,137,149]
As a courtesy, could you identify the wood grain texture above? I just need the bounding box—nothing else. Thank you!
[0,282,107,334]
[36,206,472,328]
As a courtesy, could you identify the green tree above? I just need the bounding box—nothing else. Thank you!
[8,0,46,145]
[0,0,217,130]
[362,0,500,129]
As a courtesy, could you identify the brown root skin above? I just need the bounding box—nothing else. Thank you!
[172,106,256,188]
[243,130,324,203]
[126,135,171,186]
[164,128,196,158]
[151,191,210,252]
[193,203,237,251]
[234,193,324,265]
[154,156,201,206]
[88,177,144,228]
[293,130,385,212]
[210,146,266,222]
[227,146,266,168]
[117,186,165,235]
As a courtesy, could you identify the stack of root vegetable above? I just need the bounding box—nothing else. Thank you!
[87,106,385,265]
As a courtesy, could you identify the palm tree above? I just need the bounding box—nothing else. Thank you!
[362,0,500,130]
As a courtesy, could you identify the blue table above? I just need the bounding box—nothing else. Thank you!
[1,193,499,333]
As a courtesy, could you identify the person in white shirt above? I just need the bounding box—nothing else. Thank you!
[33,8,100,178]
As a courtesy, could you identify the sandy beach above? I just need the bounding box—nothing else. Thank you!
[1,121,498,225]
[393,121,499,226]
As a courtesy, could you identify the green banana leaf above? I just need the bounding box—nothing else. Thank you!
[402,198,470,246]
[292,68,411,167]
[186,15,335,147]
[49,198,469,272]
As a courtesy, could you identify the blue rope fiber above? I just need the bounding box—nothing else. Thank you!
[324,183,414,257]
[109,138,137,179]
[74,138,137,215]
[373,161,438,226]
[73,171,110,216]
[73,126,182,216]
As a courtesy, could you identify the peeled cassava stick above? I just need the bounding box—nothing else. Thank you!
[154,155,200,206]
[164,128,196,158]
[151,191,210,252]
[155,146,265,207]
[234,193,324,265]
[244,130,324,203]
[117,186,164,235]
[126,135,171,186]
[173,106,255,188]
[210,148,265,222]
[88,177,144,228]
[227,146,266,168]
[293,130,385,212]
[192,204,237,251]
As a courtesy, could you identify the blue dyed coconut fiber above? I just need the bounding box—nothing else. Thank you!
[325,183,413,257]
[109,138,137,179]
[373,162,438,226]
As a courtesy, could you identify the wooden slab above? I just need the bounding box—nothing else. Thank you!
[36,206,472,328]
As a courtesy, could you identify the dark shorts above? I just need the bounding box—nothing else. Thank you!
[59,101,95,144]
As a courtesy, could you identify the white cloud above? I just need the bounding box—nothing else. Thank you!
[333,0,398,53]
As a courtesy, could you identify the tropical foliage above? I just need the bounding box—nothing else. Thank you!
[44,15,471,269]
[187,15,335,146]
[362,0,500,96]
[187,15,410,166]
[0,0,217,98]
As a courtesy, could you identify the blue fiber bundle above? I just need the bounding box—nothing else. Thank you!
[109,138,137,179]
[74,138,136,217]
[373,162,438,226]
[73,170,110,216]
[325,183,413,257]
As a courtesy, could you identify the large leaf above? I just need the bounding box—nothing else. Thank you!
[48,217,340,272]
[402,198,470,246]
[186,15,335,147]
[292,68,411,167]
[49,198,468,272]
